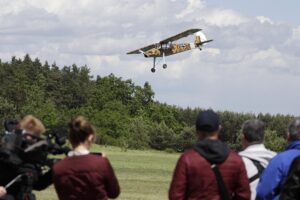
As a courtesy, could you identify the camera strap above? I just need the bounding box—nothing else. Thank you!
[5,174,23,189]
[23,140,48,153]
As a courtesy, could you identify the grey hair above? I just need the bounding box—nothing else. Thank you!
[288,118,300,141]
[242,119,265,143]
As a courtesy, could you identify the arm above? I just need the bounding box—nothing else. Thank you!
[256,157,283,200]
[0,186,6,198]
[104,158,120,199]
[233,158,251,200]
[169,154,188,200]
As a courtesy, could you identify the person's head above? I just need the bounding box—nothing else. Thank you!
[19,115,45,137]
[241,119,265,148]
[287,118,300,142]
[195,110,221,140]
[69,116,96,148]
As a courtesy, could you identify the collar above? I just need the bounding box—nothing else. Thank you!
[286,140,300,151]
[244,143,266,151]
[68,149,90,157]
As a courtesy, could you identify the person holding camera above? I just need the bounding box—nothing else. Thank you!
[52,116,120,200]
[0,115,52,200]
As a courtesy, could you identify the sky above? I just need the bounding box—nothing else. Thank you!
[0,0,300,115]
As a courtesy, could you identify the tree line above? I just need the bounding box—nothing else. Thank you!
[0,55,294,152]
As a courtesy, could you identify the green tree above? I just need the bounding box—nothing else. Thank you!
[149,121,176,150]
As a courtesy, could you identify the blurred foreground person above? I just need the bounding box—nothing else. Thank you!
[239,120,276,200]
[256,118,300,200]
[280,156,300,200]
[0,115,51,200]
[52,116,120,200]
[169,110,250,200]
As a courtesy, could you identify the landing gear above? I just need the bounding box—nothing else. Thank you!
[150,55,167,72]
[151,57,156,73]
[162,52,167,69]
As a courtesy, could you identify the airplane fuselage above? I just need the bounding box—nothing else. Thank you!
[144,43,195,57]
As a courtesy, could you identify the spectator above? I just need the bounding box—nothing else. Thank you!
[169,110,250,200]
[256,118,300,200]
[239,119,276,200]
[52,116,120,200]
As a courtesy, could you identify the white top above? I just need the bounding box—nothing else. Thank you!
[67,149,90,157]
[239,144,276,200]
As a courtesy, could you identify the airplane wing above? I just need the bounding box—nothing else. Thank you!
[159,28,202,44]
[127,43,158,54]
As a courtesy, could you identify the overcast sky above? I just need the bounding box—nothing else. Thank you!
[1,0,300,115]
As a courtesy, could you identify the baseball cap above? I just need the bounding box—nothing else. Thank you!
[196,110,220,132]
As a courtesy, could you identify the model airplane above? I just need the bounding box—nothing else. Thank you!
[127,28,213,73]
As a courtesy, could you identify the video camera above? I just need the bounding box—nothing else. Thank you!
[0,119,70,167]
[0,119,70,198]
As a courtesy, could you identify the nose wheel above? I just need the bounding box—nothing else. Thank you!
[151,68,156,73]
[162,64,167,69]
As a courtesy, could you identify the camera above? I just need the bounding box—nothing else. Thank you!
[1,120,69,166]
[0,120,70,200]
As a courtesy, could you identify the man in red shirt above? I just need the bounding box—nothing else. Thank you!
[169,110,250,200]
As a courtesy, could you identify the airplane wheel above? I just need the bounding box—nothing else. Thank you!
[163,64,167,69]
[151,68,156,73]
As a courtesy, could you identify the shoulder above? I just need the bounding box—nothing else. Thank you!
[181,149,205,160]
[54,154,108,169]
[176,149,206,166]
[224,151,245,167]
[228,150,243,161]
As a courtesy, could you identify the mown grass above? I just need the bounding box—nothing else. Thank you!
[35,145,180,200]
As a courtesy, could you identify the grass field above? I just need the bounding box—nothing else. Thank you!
[35,145,180,200]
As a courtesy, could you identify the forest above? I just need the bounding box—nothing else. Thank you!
[0,55,295,152]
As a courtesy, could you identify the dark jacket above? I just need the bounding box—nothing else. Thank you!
[280,155,300,200]
[52,154,120,200]
[0,163,51,200]
[169,139,250,200]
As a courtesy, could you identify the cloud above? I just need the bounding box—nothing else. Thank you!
[176,0,205,19]
[199,9,249,27]
[256,16,274,24]
[0,0,300,115]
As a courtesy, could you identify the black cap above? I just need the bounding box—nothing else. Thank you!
[196,110,220,132]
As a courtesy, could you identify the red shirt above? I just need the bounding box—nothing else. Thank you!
[169,149,250,200]
[52,154,120,200]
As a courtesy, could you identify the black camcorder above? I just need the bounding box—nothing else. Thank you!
[0,119,70,199]
[0,120,70,167]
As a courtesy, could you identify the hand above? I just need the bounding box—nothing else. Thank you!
[0,186,7,198]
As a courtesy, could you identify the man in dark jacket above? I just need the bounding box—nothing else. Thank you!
[169,110,250,200]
